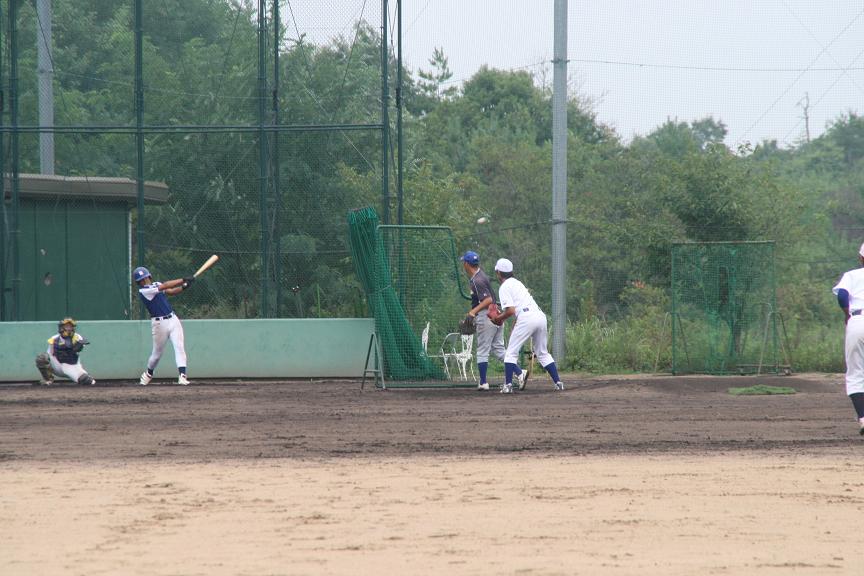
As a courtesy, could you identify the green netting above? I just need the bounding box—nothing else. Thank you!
[0,0,383,322]
[671,241,783,375]
[348,207,480,386]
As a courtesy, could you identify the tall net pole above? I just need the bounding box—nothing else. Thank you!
[9,0,19,320]
[0,1,5,321]
[380,0,390,225]
[257,0,270,317]
[551,0,568,363]
[36,0,54,175]
[134,0,145,319]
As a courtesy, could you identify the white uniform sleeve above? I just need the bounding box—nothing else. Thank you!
[138,283,161,301]
[499,282,515,309]
[834,272,851,295]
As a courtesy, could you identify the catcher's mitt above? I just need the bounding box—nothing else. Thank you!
[459,315,476,335]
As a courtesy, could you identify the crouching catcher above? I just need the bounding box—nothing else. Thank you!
[35,317,95,386]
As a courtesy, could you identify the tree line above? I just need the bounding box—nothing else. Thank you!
[6,2,857,368]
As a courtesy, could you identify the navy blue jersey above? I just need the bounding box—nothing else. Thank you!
[138,282,174,317]
[47,333,85,364]
[469,269,495,309]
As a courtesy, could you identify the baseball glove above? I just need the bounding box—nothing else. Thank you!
[459,315,476,335]
[487,303,504,326]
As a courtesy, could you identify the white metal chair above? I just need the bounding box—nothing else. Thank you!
[421,322,430,355]
[439,332,476,381]
[421,322,452,378]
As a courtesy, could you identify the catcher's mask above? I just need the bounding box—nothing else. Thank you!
[58,317,77,337]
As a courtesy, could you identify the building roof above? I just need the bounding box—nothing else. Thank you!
[4,173,169,204]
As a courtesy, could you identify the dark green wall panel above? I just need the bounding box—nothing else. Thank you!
[67,202,130,319]
[13,200,130,321]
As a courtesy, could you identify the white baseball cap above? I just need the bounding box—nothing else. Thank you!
[494,258,513,273]
[859,242,864,257]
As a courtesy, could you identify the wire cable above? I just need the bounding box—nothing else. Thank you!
[736,4,864,146]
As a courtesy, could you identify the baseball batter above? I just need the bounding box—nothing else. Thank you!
[460,251,524,391]
[491,258,563,394]
[133,266,194,386]
[832,243,864,434]
[35,317,95,386]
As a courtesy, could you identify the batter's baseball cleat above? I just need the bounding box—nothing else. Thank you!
[39,378,53,386]
[554,381,565,391]
[500,383,513,394]
[477,382,490,391]
[139,371,152,386]
[515,371,526,391]
[178,374,190,386]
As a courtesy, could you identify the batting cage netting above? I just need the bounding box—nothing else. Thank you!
[349,206,488,387]
[671,241,791,375]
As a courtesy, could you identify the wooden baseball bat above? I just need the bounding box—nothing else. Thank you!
[193,254,219,278]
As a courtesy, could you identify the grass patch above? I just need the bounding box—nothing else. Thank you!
[727,385,797,396]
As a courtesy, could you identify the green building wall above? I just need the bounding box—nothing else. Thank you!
[0,318,375,382]
[8,199,131,321]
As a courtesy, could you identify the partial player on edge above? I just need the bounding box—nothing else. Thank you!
[133,266,194,386]
[832,242,864,435]
[35,317,95,386]
[459,250,525,391]
[489,258,564,394]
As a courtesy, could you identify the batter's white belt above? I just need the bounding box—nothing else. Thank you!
[151,313,173,321]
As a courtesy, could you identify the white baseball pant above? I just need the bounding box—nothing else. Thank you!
[49,356,89,382]
[503,309,554,368]
[147,314,187,371]
[845,315,864,395]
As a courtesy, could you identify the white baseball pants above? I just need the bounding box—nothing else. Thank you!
[845,315,864,395]
[147,315,187,371]
[49,356,89,382]
[503,309,554,367]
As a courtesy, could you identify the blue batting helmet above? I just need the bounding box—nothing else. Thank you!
[132,266,151,282]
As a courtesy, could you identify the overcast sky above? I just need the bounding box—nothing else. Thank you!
[404,1,864,147]
[294,1,864,147]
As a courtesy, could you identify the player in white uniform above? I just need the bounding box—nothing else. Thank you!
[133,266,194,385]
[832,242,864,434]
[35,317,95,386]
[460,251,525,391]
[492,258,564,393]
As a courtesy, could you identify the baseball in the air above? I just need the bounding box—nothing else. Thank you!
[477,217,488,224]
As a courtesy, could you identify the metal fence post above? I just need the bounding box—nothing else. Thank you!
[134,0,145,318]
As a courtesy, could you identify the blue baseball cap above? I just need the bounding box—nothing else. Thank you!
[460,251,480,265]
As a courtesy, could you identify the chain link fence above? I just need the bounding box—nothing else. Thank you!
[1,0,385,321]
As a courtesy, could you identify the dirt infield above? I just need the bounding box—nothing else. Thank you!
[2,373,862,575]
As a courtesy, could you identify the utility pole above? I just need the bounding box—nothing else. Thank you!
[797,92,811,144]
[551,0,568,363]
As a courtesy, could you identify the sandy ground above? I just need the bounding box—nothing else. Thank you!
[1,374,861,575]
